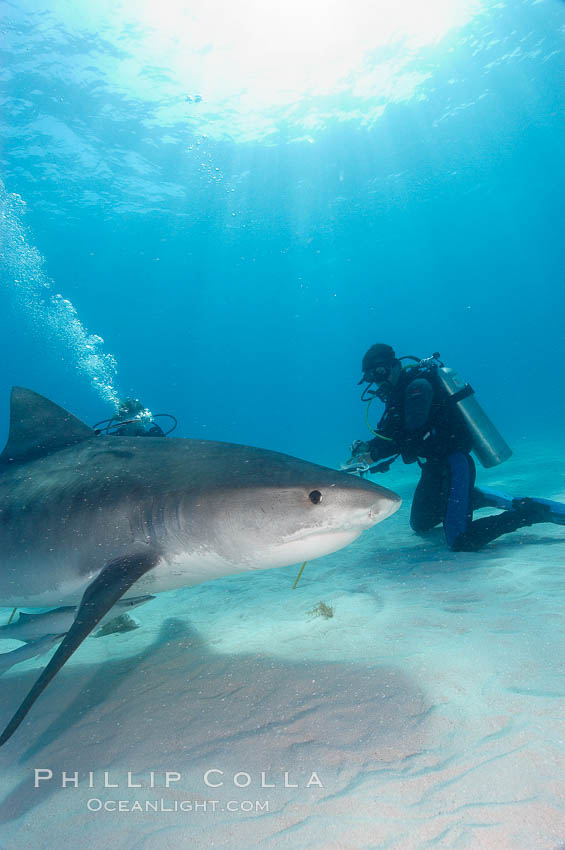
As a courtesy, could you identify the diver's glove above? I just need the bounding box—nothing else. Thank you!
[342,440,374,474]
[350,439,370,457]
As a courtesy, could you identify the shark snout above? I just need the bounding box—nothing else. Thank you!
[369,492,401,523]
[363,484,401,527]
[333,480,400,532]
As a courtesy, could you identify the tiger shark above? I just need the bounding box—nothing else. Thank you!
[0,387,400,746]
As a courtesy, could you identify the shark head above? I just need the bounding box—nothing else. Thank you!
[192,473,400,569]
[180,460,401,570]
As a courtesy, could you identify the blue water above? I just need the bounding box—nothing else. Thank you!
[1,0,565,847]
[2,0,564,462]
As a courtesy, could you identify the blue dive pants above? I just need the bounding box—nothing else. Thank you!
[410,453,526,551]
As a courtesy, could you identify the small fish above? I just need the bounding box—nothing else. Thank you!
[0,596,154,643]
[0,634,64,676]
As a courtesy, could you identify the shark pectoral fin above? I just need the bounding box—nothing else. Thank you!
[0,551,159,747]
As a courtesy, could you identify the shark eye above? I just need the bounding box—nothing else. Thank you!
[309,490,323,505]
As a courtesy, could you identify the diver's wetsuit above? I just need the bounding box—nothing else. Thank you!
[366,368,538,551]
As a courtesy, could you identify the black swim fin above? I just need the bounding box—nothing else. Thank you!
[0,551,159,747]
[474,487,565,525]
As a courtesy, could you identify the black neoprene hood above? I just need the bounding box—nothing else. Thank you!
[359,343,396,383]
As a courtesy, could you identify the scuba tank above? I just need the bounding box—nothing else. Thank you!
[417,353,512,468]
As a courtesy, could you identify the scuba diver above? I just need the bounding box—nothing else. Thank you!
[345,343,565,552]
[93,398,177,437]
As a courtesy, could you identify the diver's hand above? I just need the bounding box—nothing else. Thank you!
[341,440,373,473]
[350,439,370,457]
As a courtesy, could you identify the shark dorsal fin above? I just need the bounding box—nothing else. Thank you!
[0,387,94,465]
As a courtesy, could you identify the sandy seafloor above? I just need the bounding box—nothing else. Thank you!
[0,440,564,850]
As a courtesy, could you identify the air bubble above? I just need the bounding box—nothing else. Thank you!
[0,178,120,406]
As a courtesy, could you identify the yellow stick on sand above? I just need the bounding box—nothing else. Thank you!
[292,562,307,589]
[6,608,17,625]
